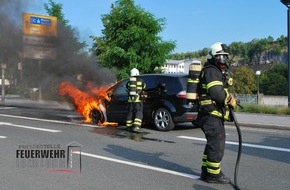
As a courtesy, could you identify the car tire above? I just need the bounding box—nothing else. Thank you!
[90,109,105,124]
[153,108,175,131]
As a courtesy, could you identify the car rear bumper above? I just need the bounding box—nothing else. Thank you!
[173,111,198,123]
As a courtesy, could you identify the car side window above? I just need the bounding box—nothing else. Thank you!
[162,76,185,93]
[112,79,128,95]
[141,76,157,90]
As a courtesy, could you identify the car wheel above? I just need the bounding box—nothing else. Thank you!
[90,109,105,124]
[153,108,175,131]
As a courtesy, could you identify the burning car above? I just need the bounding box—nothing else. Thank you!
[59,73,198,131]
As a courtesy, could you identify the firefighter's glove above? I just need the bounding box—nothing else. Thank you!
[227,77,233,86]
[225,94,237,108]
[140,91,147,101]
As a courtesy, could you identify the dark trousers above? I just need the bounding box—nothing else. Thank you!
[199,115,226,176]
[126,102,143,128]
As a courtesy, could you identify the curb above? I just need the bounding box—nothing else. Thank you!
[226,122,290,131]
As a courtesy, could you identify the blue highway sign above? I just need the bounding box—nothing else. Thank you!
[30,16,52,26]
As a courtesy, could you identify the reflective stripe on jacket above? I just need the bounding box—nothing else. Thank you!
[126,78,146,102]
[198,62,230,120]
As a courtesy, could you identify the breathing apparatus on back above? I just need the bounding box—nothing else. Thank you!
[128,68,139,101]
[186,61,202,103]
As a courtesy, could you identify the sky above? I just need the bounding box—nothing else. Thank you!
[26,0,288,53]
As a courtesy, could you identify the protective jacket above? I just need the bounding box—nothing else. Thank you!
[126,77,146,103]
[197,61,230,121]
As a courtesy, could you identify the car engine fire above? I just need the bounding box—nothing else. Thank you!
[58,81,118,127]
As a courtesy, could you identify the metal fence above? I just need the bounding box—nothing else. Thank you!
[235,94,288,106]
[235,94,257,104]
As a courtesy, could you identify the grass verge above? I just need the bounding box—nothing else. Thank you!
[236,103,290,115]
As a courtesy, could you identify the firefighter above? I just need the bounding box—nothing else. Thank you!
[196,42,237,184]
[126,68,146,132]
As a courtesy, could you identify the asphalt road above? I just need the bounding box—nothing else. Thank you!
[0,102,290,190]
[1,95,290,130]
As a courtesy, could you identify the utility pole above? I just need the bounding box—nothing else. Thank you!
[281,0,290,106]
[1,63,6,103]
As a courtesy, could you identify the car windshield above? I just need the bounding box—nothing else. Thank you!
[110,79,128,95]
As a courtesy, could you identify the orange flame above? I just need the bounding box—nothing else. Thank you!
[59,81,118,127]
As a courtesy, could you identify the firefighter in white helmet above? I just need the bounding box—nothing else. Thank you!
[196,42,236,184]
[130,68,139,77]
[126,68,146,132]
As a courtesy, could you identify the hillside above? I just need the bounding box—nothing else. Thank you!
[168,35,288,66]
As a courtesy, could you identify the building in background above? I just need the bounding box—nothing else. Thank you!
[162,59,201,74]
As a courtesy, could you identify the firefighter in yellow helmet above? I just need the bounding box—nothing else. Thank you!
[126,68,146,132]
[196,42,236,184]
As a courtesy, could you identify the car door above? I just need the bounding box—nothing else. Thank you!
[139,75,159,120]
[106,79,129,123]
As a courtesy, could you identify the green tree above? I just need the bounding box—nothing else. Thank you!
[44,0,68,26]
[229,41,243,60]
[260,64,288,95]
[92,0,175,79]
[275,35,287,54]
[232,66,256,94]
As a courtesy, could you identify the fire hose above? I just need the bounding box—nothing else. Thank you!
[229,103,243,190]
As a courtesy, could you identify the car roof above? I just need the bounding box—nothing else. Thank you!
[139,73,188,77]
[114,73,188,86]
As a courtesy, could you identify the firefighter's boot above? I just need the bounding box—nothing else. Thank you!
[200,166,208,181]
[127,127,134,132]
[206,171,231,184]
[132,126,142,133]
[200,154,208,181]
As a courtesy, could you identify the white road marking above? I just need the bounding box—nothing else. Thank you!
[0,122,61,133]
[75,151,200,180]
[177,136,290,153]
[0,136,7,138]
[0,113,100,128]
[0,107,15,109]
[0,113,75,124]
